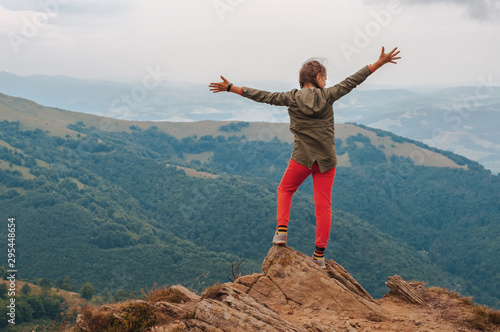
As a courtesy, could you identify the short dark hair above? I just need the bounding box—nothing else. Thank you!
[299,60,326,88]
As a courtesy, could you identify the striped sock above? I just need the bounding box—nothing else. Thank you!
[313,246,326,260]
[277,225,288,234]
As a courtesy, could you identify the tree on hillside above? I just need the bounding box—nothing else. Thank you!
[27,295,46,319]
[40,294,64,319]
[102,288,113,303]
[0,283,7,299]
[36,277,52,290]
[21,283,31,295]
[55,276,76,291]
[80,282,95,300]
[16,300,34,323]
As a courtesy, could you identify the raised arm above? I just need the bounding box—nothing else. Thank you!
[327,46,401,101]
[209,75,294,106]
[209,75,243,94]
[326,66,373,101]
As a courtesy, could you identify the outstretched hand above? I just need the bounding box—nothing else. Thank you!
[209,75,231,93]
[371,46,401,71]
[379,46,401,65]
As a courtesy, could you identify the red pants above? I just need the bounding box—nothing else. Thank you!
[277,159,336,248]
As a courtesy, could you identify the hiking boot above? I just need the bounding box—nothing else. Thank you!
[312,256,326,269]
[272,230,287,245]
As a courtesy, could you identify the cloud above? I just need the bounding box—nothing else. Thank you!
[191,107,222,115]
[0,0,134,17]
[0,0,39,11]
[162,116,194,123]
[364,0,500,21]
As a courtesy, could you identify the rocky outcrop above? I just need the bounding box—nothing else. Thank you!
[194,285,307,332]
[257,245,379,313]
[76,245,500,332]
[385,275,426,305]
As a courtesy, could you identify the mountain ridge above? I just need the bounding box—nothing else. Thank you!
[1,70,499,174]
[0,92,470,171]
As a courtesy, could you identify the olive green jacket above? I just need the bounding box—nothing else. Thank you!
[241,65,372,172]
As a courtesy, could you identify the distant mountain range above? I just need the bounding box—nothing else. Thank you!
[1,70,499,175]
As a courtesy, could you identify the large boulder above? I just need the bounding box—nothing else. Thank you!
[236,244,381,316]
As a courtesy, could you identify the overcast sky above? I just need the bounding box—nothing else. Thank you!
[1,0,499,89]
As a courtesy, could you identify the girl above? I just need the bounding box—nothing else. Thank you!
[209,47,401,268]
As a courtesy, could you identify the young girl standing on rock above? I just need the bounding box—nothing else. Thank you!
[209,47,401,268]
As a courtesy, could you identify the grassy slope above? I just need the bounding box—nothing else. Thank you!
[0,93,464,169]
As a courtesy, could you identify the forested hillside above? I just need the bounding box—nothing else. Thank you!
[0,94,499,309]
